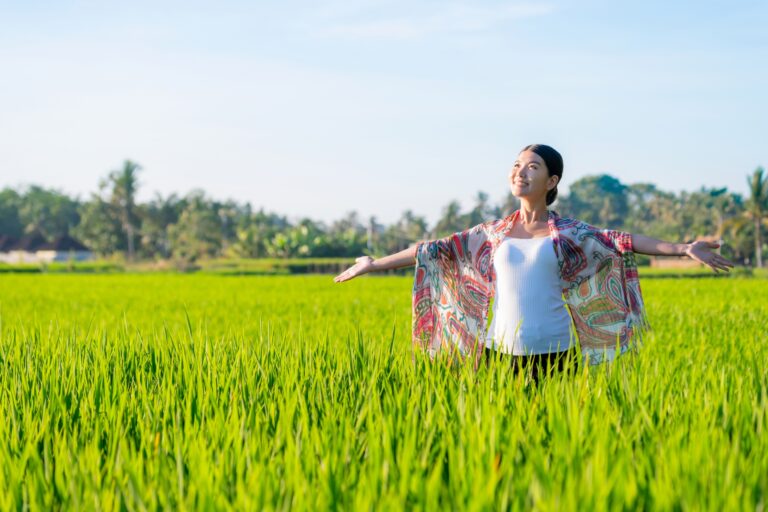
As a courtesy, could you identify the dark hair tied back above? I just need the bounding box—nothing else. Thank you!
[521,144,563,206]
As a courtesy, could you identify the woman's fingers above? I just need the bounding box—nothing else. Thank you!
[334,256,373,282]
[334,264,362,282]
[335,273,352,282]
[708,257,725,271]
[707,255,733,272]
[712,255,735,269]
[334,268,351,282]
[691,253,726,273]
[689,244,736,273]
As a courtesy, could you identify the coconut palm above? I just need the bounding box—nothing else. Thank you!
[746,166,768,268]
[434,200,464,237]
[107,160,142,261]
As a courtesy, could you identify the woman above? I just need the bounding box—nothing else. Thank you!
[334,144,734,380]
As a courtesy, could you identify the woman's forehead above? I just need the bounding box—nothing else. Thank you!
[515,150,544,165]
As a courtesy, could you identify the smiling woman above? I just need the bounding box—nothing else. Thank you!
[511,143,563,208]
[334,143,735,379]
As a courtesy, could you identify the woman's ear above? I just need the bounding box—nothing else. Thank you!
[548,175,560,191]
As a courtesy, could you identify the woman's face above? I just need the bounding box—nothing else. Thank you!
[508,149,559,202]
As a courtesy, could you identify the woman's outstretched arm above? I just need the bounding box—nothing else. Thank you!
[333,243,420,283]
[631,234,735,273]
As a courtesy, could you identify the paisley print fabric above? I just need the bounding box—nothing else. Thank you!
[412,208,651,368]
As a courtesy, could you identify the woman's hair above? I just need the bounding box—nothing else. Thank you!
[520,144,563,206]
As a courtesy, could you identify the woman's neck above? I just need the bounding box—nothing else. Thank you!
[518,200,548,224]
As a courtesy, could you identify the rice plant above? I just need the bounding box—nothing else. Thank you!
[0,273,765,510]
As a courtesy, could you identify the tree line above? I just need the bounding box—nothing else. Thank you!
[1,160,766,267]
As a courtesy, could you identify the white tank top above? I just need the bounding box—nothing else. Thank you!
[484,235,574,355]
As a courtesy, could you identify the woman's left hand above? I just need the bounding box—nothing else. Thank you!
[684,241,736,273]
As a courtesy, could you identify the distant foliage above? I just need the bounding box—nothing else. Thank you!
[0,163,765,265]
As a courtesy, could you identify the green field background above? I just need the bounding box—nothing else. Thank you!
[0,274,766,510]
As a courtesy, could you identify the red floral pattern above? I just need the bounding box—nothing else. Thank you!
[412,209,651,368]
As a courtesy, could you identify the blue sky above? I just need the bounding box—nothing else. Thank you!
[0,0,766,227]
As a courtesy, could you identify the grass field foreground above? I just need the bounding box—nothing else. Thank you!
[0,274,766,509]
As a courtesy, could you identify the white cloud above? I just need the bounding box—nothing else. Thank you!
[309,1,557,40]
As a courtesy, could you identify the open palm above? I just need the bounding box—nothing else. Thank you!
[334,256,375,283]
[685,241,735,273]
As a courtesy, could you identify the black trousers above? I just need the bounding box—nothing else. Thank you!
[481,345,580,383]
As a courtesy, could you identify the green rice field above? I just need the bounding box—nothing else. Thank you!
[0,273,766,510]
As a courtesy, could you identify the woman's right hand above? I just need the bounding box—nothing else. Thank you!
[333,256,376,283]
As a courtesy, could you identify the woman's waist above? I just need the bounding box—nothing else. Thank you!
[491,298,570,318]
[482,343,578,360]
[488,312,572,337]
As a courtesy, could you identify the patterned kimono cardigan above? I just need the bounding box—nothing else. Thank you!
[412,208,651,368]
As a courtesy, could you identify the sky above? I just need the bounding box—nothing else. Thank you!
[0,0,766,227]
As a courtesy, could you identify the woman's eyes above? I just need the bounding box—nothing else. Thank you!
[514,163,538,169]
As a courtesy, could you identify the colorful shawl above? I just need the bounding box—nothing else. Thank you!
[412,208,650,368]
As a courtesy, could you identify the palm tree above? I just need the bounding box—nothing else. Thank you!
[108,160,142,261]
[465,191,491,227]
[434,200,463,237]
[746,166,768,268]
[400,209,429,242]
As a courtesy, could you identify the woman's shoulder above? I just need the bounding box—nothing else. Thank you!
[549,210,593,231]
